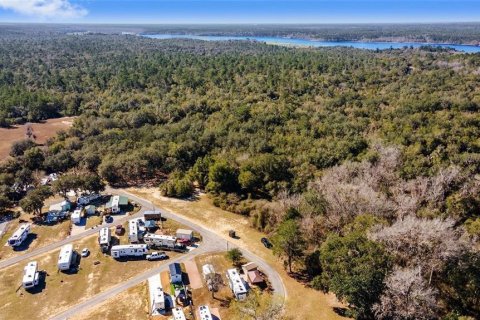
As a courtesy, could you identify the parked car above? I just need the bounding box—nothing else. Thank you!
[115,224,124,235]
[261,237,272,248]
[105,215,113,223]
[146,251,168,261]
[81,248,90,257]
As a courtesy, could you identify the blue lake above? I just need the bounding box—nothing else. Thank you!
[142,34,480,53]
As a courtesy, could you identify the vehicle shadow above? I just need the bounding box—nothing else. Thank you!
[13,233,37,251]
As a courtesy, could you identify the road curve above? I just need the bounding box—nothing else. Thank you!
[49,188,286,319]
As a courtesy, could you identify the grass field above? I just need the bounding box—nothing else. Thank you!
[0,117,75,160]
[128,187,350,320]
[0,232,180,320]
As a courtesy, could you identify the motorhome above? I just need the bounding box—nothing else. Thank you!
[58,244,74,271]
[226,268,248,300]
[8,223,30,247]
[71,209,82,224]
[143,233,177,249]
[22,261,40,289]
[110,244,148,259]
[152,285,165,310]
[199,305,213,320]
[172,307,186,320]
[129,219,141,243]
[77,193,100,206]
[98,227,111,253]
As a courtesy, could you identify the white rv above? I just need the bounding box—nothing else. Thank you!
[58,244,74,271]
[202,264,215,280]
[199,305,213,320]
[129,219,140,243]
[152,286,165,310]
[111,195,120,213]
[71,209,82,224]
[98,227,111,253]
[22,261,40,289]
[143,233,177,248]
[226,268,248,300]
[172,307,187,320]
[8,223,30,247]
[77,193,100,206]
[111,244,147,259]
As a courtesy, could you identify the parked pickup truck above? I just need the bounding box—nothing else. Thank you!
[146,251,168,261]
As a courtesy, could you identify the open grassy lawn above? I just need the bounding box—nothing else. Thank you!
[0,214,70,261]
[0,232,180,320]
[128,188,350,320]
[71,282,150,320]
[85,215,103,229]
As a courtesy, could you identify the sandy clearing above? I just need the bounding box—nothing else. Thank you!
[184,259,203,289]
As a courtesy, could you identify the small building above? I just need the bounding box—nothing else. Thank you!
[247,270,264,285]
[169,263,183,284]
[226,268,248,300]
[71,209,82,224]
[49,200,71,213]
[241,262,258,275]
[202,264,215,280]
[85,205,96,215]
[176,229,193,241]
[144,210,162,220]
[199,305,213,320]
[105,195,128,214]
[172,307,186,320]
[22,261,40,289]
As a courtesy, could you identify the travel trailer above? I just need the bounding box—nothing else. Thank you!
[226,268,248,300]
[77,193,100,206]
[152,285,165,310]
[71,209,82,224]
[110,244,147,259]
[199,305,213,320]
[129,219,141,243]
[58,244,74,271]
[22,261,40,289]
[98,227,111,253]
[8,223,30,247]
[143,233,177,249]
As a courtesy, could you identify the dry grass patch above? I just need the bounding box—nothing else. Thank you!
[128,188,350,320]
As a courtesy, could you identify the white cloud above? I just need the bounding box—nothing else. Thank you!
[0,0,88,18]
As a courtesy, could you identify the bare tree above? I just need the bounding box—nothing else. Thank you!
[370,215,467,284]
[374,266,439,320]
[230,290,285,320]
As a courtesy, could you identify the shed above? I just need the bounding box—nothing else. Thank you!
[241,262,258,275]
[144,210,162,220]
[85,205,96,215]
[176,229,193,241]
[169,263,183,284]
[247,270,264,284]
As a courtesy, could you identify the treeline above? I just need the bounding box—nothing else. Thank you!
[0,30,479,319]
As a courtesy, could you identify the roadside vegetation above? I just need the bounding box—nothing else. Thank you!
[0,27,479,319]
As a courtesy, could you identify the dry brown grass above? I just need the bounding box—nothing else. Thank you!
[128,188,350,320]
[0,232,180,320]
[0,117,75,160]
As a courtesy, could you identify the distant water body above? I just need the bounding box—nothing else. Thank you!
[142,34,480,53]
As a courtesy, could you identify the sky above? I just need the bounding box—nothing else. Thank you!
[0,0,479,24]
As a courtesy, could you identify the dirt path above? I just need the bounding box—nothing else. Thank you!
[184,259,203,289]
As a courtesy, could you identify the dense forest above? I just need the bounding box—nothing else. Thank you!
[1,28,480,319]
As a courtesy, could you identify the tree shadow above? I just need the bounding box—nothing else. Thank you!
[333,307,349,317]
[13,233,37,251]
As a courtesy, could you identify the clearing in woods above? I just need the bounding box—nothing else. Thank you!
[0,117,75,160]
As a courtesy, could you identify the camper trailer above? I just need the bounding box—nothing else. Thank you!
[152,286,165,310]
[129,219,141,243]
[98,227,111,253]
[8,223,30,247]
[106,195,128,214]
[22,261,40,289]
[172,307,187,320]
[143,233,177,249]
[77,193,100,206]
[58,244,74,271]
[110,244,147,259]
[226,268,248,300]
[199,305,213,320]
[71,209,82,224]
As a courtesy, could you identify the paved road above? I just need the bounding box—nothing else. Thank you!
[49,188,286,319]
[0,203,146,270]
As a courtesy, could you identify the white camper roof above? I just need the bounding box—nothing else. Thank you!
[99,227,111,244]
[144,233,176,242]
[58,244,73,264]
[199,305,213,320]
[22,261,38,284]
[10,223,30,240]
[227,268,247,295]
[202,264,215,276]
[153,286,164,304]
[112,195,120,207]
[129,219,138,235]
[111,244,147,250]
[172,307,187,320]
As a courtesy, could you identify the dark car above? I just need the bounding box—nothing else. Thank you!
[105,215,113,223]
[261,237,272,248]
